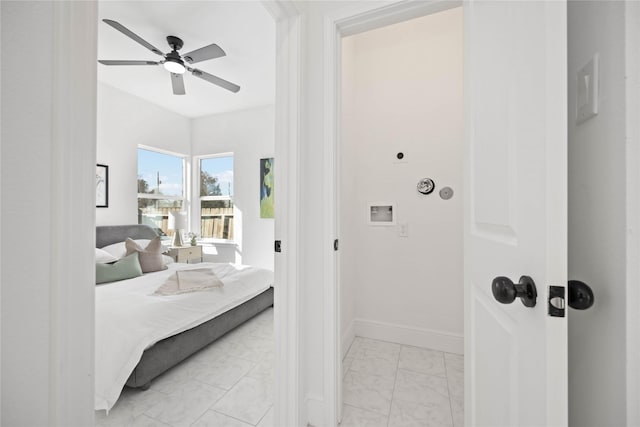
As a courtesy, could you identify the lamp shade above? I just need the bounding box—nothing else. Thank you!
[168,211,187,231]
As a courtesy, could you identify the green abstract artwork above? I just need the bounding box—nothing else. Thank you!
[260,158,274,218]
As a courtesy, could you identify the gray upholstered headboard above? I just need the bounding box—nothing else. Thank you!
[96,225,159,248]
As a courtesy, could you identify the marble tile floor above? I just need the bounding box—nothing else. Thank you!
[340,337,464,427]
[95,307,275,427]
[96,310,462,427]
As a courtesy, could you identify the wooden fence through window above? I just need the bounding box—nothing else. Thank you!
[139,207,234,240]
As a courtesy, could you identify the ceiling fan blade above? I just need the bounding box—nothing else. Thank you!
[191,68,240,93]
[182,43,226,64]
[171,73,186,95]
[103,19,164,56]
[98,60,160,66]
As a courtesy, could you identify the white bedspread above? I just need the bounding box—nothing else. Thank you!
[95,262,273,411]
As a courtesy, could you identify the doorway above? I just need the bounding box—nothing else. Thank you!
[338,6,463,426]
[93,2,302,426]
[324,0,570,425]
[1,0,304,424]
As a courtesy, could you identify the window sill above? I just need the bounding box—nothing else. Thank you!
[198,239,237,247]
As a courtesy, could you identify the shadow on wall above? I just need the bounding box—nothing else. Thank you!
[202,244,238,263]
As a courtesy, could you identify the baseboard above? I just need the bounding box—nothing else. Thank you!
[305,394,324,427]
[341,320,356,359]
[354,318,463,354]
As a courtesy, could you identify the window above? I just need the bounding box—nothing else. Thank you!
[137,147,186,236]
[199,155,234,240]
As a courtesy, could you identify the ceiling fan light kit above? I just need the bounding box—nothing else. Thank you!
[164,55,186,74]
[99,19,240,95]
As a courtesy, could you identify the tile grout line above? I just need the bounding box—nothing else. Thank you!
[186,321,274,425]
[251,404,273,427]
[148,415,172,427]
[197,328,273,424]
[444,355,456,427]
[342,336,401,421]
[213,408,262,426]
[386,345,404,427]
[341,365,392,419]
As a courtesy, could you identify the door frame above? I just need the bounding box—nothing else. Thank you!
[48,1,302,425]
[626,1,640,424]
[323,2,640,425]
[321,1,461,424]
[260,1,303,426]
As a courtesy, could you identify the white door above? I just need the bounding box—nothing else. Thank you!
[465,0,568,426]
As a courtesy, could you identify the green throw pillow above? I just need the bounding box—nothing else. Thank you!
[96,252,143,284]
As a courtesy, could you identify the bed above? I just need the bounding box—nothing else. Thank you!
[95,225,274,411]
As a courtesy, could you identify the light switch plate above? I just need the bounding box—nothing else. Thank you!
[398,222,408,237]
[576,53,599,124]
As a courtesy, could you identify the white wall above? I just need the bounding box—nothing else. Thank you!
[1,5,55,423]
[96,83,191,226]
[568,1,627,426]
[0,1,3,419]
[340,35,358,354]
[1,2,96,425]
[340,8,463,353]
[192,105,275,270]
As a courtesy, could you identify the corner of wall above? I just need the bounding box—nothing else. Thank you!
[341,319,356,359]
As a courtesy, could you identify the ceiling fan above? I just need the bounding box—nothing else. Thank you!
[98,19,240,95]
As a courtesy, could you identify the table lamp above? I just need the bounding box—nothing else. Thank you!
[168,211,187,247]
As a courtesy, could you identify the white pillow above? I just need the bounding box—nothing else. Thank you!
[162,255,175,265]
[101,239,169,260]
[95,247,118,264]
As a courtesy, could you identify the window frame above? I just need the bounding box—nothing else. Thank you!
[194,152,235,243]
[137,145,189,236]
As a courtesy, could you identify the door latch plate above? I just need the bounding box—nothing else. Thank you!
[548,285,565,317]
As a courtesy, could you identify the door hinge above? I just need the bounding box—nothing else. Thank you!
[548,285,565,317]
[274,240,282,253]
[334,239,339,251]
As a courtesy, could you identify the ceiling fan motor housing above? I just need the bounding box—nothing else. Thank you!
[165,51,183,63]
[166,36,184,51]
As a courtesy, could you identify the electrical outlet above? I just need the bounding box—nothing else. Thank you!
[398,222,408,237]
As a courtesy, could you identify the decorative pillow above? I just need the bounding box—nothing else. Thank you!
[101,239,150,260]
[125,237,167,273]
[95,247,118,264]
[96,252,143,284]
[101,239,169,260]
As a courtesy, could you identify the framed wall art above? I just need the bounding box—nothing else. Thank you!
[260,158,274,218]
[96,164,109,208]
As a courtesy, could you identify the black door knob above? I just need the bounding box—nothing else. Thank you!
[492,275,537,308]
[568,280,594,310]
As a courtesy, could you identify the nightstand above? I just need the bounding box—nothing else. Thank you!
[168,245,203,263]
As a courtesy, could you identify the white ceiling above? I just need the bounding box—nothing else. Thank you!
[98,1,275,118]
